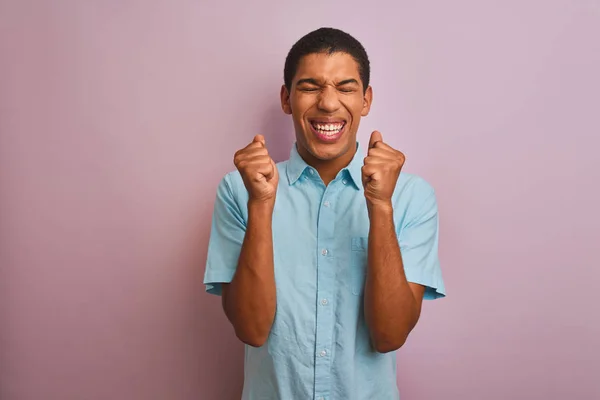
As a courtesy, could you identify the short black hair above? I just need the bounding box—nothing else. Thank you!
[284,27,370,93]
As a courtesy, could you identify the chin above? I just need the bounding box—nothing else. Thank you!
[305,137,354,161]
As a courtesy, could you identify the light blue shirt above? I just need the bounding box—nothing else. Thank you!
[204,142,445,400]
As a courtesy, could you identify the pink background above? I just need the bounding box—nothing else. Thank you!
[1,1,599,399]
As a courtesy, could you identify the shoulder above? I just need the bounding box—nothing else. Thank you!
[393,173,438,218]
[216,169,242,195]
[213,169,247,209]
[395,172,436,200]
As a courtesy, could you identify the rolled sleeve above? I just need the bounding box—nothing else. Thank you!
[398,183,446,300]
[203,173,247,296]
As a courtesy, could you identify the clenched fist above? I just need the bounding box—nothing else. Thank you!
[234,134,279,204]
[362,131,405,207]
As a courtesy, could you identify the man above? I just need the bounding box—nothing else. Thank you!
[204,27,445,400]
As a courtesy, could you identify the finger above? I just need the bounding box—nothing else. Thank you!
[253,134,266,147]
[361,165,371,187]
[245,154,272,163]
[270,158,279,180]
[237,155,273,170]
[370,140,395,152]
[361,164,379,179]
[237,147,269,160]
[363,156,389,165]
[366,147,398,160]
[361,165,380,186]
[235,141,263,159]
[369,130,383,149]
[234,147,269,165]
[253,162,275,180]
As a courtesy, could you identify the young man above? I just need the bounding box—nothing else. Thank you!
[204,27,445,400]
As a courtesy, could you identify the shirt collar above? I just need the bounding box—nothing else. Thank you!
[286,142,364,190]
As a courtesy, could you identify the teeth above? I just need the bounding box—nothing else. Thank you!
[314,123,343,131]
[311,121,344,138]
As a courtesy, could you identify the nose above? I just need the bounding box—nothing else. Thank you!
[317,86,341,113]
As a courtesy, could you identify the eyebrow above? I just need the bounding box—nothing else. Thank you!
[296,78,360,86]
[296,78,320,86]
[337,79,360,86]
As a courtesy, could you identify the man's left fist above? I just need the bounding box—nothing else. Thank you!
[361,131,405,206]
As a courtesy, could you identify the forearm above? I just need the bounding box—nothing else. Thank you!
[364,203,421,353]
[223,201,276,347]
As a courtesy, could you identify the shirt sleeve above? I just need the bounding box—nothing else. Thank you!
[397,181,446,300]
[203,173,247,296]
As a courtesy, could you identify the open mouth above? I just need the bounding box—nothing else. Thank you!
[309,120,347,142]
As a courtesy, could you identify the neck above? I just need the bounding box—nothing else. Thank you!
[297,143,357,186]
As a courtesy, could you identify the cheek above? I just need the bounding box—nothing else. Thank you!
[343,101,365,122]
[291,99,311,124]
[344,95,365,110]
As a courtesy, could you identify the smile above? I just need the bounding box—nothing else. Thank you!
[309,120,346,142]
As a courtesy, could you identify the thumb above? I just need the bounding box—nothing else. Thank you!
[270,158,279,180]
[253,134,266,147]
[369,130,383,149]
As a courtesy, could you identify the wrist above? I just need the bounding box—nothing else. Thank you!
[248,198,275,215]
[367,200,394,215]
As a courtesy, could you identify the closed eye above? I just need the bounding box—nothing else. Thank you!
[337,79,360,93]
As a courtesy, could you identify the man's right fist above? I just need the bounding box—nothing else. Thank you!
[234,135,279,204]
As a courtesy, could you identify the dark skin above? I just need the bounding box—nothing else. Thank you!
[222,134,278,347]
[222,52,425,352]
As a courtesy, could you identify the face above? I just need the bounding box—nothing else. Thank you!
[281,52,373,165]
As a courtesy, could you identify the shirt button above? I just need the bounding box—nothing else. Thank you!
[323,201,330,207]
[321,299,328,306]
[319,350,327,357]
[309,169,315,175]
[321,249,328,256]
[342,179,348,185]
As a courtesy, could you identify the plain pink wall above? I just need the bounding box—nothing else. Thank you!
[1,1,598,399]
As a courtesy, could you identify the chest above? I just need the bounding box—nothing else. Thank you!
[270,184,371,297]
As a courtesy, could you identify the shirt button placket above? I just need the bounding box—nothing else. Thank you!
[314,184,338,400]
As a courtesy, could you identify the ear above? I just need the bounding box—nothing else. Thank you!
[280,85,292,115]
[361,85,373,117]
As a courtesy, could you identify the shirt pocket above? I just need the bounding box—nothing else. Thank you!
[349,237,368,296]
